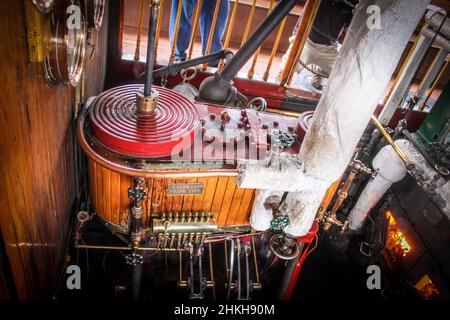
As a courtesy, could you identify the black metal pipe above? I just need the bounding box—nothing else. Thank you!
[144,2,159,96]
[245,246,250,300]
[198,244,204,299]
[151,49,234,79]
[131,262,142,300]
[236,240,242,300]
[220,0,298,81]
[226,239,235,300]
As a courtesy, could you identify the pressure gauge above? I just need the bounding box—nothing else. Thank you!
[84,0,106,31]
[44,0,87,87]
[32,0,55,14]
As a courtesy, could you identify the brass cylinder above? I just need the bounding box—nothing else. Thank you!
[137,90,159,113]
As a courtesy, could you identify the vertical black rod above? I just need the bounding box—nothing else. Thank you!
[131,263,142,300]
[144,2,160,96]
[220,0,297,81]
[236,240,241,300]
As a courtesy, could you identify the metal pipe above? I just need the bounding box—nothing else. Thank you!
[277,243,304,299]
[144,0,160,96]
[245,243,250,300]
[422,27,450,51]
[189,243,195,298]
[220,0,298,82]
[371,115,409,165]
[198,244,204,298]
[208,242,216,300]
[143,49,234,78]
[131,262,142,300]
[415,48,448,100]
[226,239,235,300]
[251,236,260,286]
[421,57,450,110]
[379,33,433,125]
[426,10,450,38]
[236,239,242,300]
[76,244,184,251]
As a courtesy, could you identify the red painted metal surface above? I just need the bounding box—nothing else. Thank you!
[89,84,199,157]
[284,222,319,300]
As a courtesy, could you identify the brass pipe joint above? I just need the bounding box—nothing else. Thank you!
[137,90,159,114]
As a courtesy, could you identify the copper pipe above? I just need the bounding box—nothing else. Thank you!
[263,16,287,82]
[279,0,321,87]
[241,0,257,47]
[154,0,165,61]
[371,115,409,164]
[170,0,184,63]
[76,244,183,252]
[248,0,275,79]
[218,0,239,71]
[316,178,341,222]
[187,0,203,60]
[420,57,449,110]
[77,108,239,179]
[202,0,221,70]
[134,0,146,61]
[329,171,357,217]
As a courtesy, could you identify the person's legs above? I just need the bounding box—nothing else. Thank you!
[169,0,197,61]
[199,0,230,66]
[302,39,340,90]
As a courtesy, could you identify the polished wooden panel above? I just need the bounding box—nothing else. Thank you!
[89,161,254,229]
[0,1,109,298]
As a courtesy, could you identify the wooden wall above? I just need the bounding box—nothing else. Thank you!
[0,1,109,299]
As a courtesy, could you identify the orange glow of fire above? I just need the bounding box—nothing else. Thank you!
[386,211,412,258]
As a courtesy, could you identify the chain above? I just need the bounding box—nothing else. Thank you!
[298,60,329,78]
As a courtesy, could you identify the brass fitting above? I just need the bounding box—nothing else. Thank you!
[136,90,159,114]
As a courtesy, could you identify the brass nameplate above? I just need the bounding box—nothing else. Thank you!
[167,183,204,196]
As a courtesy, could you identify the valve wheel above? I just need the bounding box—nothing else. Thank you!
[269,234,300,261]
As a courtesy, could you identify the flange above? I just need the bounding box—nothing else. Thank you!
[296,111,314,142]
[44,0,87,87]
[88,84,200,158]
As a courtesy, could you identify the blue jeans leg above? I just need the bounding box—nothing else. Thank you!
[199,0,230,66]
[169,0,197,61]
